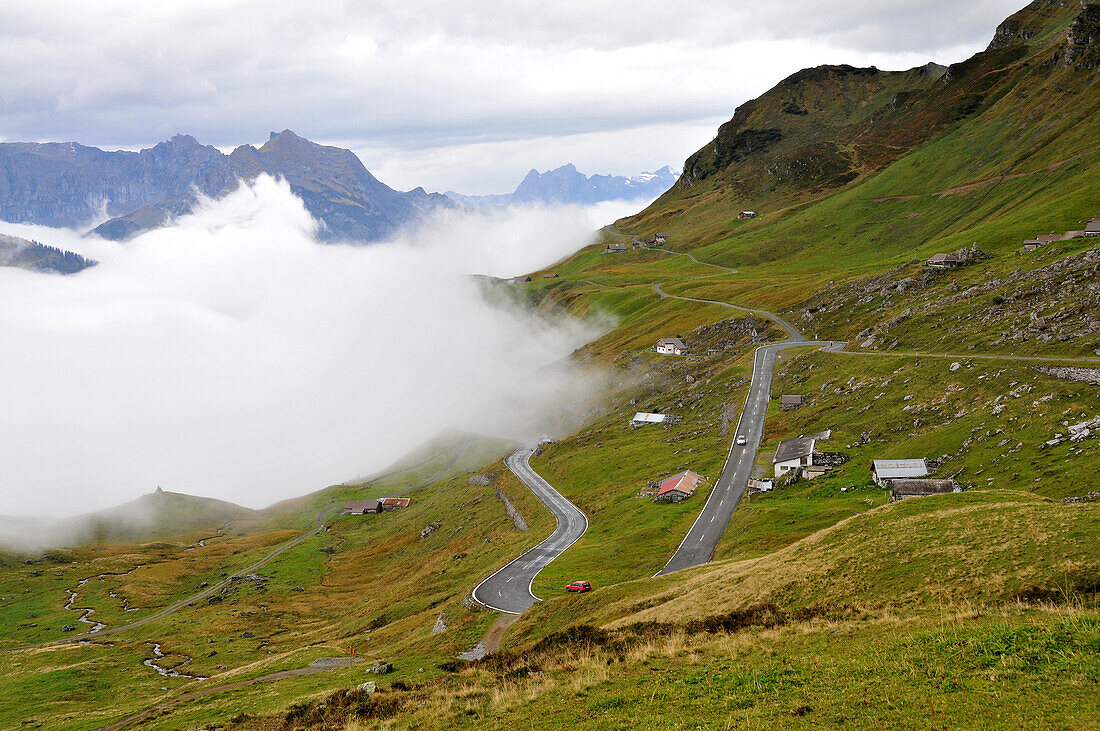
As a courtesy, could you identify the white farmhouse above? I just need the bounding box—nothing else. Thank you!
[656,337,688,355]
[772,436,816,478]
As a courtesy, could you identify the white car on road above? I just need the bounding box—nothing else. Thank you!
[735,435,747,446]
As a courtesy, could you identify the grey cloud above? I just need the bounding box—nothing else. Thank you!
[0,1,1024,189]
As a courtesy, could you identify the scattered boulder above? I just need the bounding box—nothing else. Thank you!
[468,472,499,487]
[357,680,377,694]
[420,522,440,539]
[368,660,393,675]
[431,612,448,635]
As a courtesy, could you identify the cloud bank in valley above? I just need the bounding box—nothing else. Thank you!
[0,176,612,518]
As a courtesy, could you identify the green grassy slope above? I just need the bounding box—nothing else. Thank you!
[2,3,1098,729]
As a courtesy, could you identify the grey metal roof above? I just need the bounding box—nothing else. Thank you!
[873,459,929,479]
[658,337,686,349]
[773,436,815,464]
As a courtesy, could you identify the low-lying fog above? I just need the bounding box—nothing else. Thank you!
[0,176,638,518]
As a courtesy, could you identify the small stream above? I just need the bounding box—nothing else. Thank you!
[186,522,231,551]
[62,564,149,632]
[142,643,206,680]
[63,580,106,633]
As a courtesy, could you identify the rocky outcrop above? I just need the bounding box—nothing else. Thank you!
[494,488,529,531]
[1063,3,1100,68]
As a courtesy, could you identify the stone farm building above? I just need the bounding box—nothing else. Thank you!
[654,470,704,503]
[1086,218,1100,237]
[381,497,411,511]
[654,232,670,244]
[656,337,688,355]
[885,478,959,501]
[343,500,382,515]
[781,394,806,407]
[927,253,962,268]
[604,242,628,253]
[1022,239,1043,251]
[738,211,757,219]
[631,412,667,426]
[773,436,817,478]
[872,459,930,487]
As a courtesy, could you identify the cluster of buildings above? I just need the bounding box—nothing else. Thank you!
[1022,215,1100,250]
[342,497,412,515]
[769,433,958,502]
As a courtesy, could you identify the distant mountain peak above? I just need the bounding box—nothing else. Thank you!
[447,163,679,209]
[0,131,453,242]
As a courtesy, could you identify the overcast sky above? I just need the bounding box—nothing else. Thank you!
[1,0,1025,193]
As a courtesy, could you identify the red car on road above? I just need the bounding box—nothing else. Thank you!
[565,581,591,593]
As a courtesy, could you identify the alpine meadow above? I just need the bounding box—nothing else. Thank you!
[0,1,1097,729]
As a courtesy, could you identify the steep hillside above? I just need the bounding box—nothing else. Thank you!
[614,0,1099,360]
[0,131,451,242]
[624,0,1098,248]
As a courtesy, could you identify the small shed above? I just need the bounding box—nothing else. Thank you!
[927,253,961,268]
[886,478,959,501]
[780,394,806,407]
[747,478,774,492]
[1063,230,1086,240]
[1022,239,1043,251]
[1085,218,1100,237]
[381,497,411,511]
[654,471,704,503]
[604,243,628,253]
[872,459,929,487]
[656,337,688,355]
[773,436,816,478]
[343,500,382,515]
[507,276,532,284]
[738,211,757,219]
[631,412,667,426]
[1036,234,1062,244]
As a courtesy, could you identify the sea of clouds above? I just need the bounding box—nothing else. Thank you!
[0,176,635,518]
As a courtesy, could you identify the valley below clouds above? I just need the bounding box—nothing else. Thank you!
[0,176,614,517]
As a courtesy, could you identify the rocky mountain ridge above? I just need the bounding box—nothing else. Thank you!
[0,130,452,242]
[445,163,678,209]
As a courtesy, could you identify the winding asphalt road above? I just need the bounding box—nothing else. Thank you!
[471,446,588,614]
[651,279,844,574]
